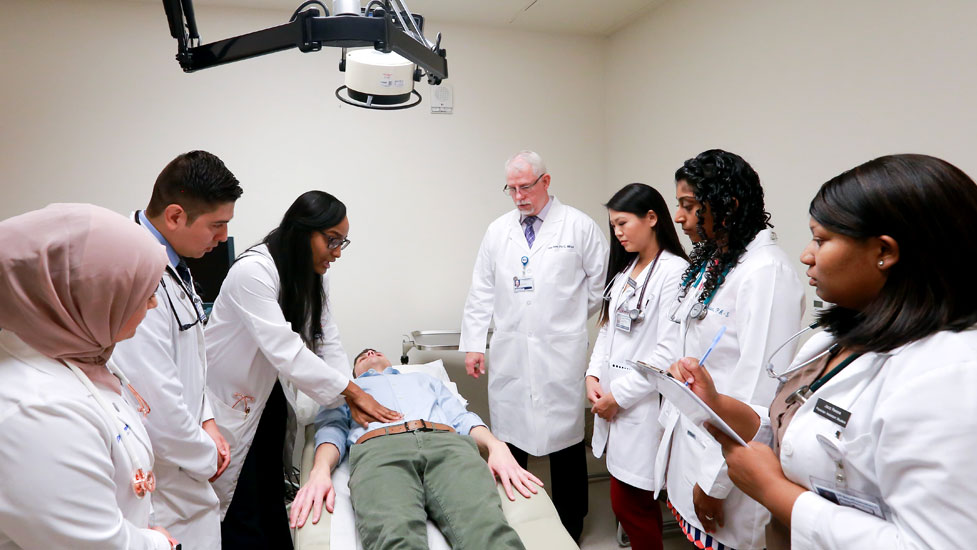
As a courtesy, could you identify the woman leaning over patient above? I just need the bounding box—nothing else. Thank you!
[0,204,177,549]
[675,154,977,549]
[205,190,400,550]
[586,183,688,550]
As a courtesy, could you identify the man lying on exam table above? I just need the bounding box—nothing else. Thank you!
[289,349,543,550]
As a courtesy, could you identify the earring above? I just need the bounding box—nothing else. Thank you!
[878,260,884,267]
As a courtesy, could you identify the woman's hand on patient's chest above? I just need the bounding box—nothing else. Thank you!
[343,383,402,427]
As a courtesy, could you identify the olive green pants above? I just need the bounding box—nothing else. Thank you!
[348,431,526,550]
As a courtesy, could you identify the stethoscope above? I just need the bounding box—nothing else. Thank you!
[134,212,206,332]
[63,360,156,498]
[765,321,867,406]
[668,262,731,324]
[602,250,662,323]
[764,321,827,383]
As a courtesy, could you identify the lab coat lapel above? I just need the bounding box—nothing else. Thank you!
[528,197,564,259]
[506,211,531,254]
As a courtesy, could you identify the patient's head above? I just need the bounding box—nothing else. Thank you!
[353,348,392,377]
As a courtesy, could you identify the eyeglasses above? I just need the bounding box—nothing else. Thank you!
[502,173,546,196]
[324,234,351,250]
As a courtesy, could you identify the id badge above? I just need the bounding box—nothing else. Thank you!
[615,311,632,333]
[513,276,535,293]
[810,477,888,520]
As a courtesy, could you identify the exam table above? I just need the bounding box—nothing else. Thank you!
[292,359,579,550]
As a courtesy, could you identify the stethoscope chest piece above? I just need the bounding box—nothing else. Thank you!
[689,302,707,320]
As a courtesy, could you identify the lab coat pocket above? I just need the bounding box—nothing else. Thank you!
[207,388,255,467]
[543,250,579,285]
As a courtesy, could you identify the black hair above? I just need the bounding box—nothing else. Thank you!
[812,154,977,353]
[599,183,689,326]
[675,149,771,305]
[146,151,242,222]
[261,191,347,349]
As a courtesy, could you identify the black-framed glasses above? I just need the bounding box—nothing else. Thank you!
[325,234,351,250]
[502,173,546,196]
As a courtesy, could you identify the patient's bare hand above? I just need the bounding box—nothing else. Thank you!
[289,467,336,529]
[487,441,543,501]
[344,384,402,428]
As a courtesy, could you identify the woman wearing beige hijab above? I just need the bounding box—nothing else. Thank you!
[0,204,177,549]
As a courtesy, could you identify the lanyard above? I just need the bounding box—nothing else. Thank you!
[809,351,863,394]
[785,350,863,406]
[682,260,730,308]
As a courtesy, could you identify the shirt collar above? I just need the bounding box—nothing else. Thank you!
[520,195,554,224]
[357,366,401,378]
[138,210,181,268]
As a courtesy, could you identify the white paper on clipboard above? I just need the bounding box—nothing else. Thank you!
[627,360,748,446]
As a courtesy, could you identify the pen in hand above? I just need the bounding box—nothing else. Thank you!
[687,325,727,387]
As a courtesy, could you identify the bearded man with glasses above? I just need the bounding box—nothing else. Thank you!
[459,150,608,541]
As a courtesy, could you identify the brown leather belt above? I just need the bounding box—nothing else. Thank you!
[355,419,455,445]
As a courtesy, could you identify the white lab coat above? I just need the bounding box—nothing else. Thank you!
[0,330,170,550]
[771,328,977,549]
[460,197,608,456]
[112,213,221,549]
[205,244,351,516]
[586,250,687,491]
[656,229,804,549]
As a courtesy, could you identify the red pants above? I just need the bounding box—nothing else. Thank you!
[610,476,664,550]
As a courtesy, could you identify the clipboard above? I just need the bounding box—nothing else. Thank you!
[626,360,748,446]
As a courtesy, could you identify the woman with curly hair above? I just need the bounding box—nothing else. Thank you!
[672,154,977,549]
[656,150,804,550]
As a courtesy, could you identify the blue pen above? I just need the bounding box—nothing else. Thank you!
[685,325,727,387]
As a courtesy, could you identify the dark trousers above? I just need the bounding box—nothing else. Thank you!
[507,440,588,541]
[221,381,292,550]
[610,476,663,550]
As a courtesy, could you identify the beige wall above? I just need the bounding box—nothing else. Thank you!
[0,0,608,418]
[5,0,977,416]
[604,0,977,321]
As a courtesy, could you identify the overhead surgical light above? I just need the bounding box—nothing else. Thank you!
[161,0,447,110]
[336,49,422,110]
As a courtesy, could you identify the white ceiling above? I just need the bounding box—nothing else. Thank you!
[148,0,667,36]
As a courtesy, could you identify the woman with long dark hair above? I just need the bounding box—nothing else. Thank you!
[658,150,805,550]
[585,183,688,550]
[205,190,400,549]
[673,154,977,549]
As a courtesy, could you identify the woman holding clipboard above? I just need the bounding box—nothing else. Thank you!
[657,150,804,550]
[585,183,688,550]
[673,154,977,549]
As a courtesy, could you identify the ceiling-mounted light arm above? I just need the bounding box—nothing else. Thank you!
[386,0,430,49]
[161,0,447,83]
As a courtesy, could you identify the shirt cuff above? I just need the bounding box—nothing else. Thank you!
[609,374,656,410]
[456,412,487,436]
[698,445,734,499]
[790,491,824,549]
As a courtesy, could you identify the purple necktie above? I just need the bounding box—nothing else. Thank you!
[523,216,538,248]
